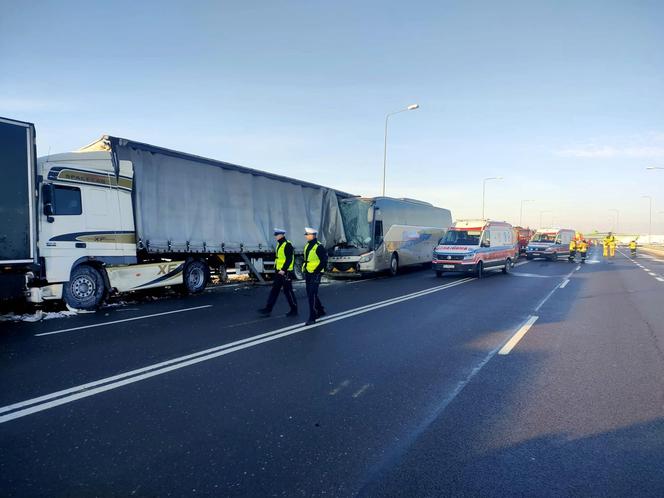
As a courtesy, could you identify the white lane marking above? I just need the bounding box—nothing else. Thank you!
[576,265,581,271]
[560,279,570,288]
[510,272,552,278]
[498,315,539,355]
[643,268,651,272]
[657,277,664,282]
[329,380,350,395]
[35,305,214,337]
[0,278,475,423]
[352,383,372,398]
[534,266,577,312]
[649,272,657,276]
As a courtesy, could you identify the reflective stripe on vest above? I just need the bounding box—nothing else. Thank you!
[275,240,294,271]
[303,241,321,273]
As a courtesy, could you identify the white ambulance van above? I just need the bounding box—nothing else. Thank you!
[432,220,516,278]
[525,228,576,261]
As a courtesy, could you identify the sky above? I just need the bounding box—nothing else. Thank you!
[1,0,663,234]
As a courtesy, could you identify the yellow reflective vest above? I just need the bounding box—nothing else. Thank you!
[275,239,294,271]
[629,241,637,250]
[303,241,322,273]
[578,241,588,252]
[569,240,577,251]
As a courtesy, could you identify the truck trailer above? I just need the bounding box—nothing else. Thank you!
[0,117,352,309]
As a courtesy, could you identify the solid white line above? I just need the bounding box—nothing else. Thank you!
[1,278,475,423]
[498,315,539,355]
[35,305,214,337]
[560,279,570,288]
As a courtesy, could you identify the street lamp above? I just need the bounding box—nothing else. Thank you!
[519,199,534,227]
[382,104,419,196]
[481,176,503,219]
[539,210,552,228]
[642,195,653,244]
[609,208,620,233]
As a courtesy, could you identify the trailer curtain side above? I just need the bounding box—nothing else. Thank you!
[102,138,349,254]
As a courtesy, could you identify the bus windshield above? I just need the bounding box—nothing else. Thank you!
[440,229,481,246]
[531,232,556,243]
[339,198,373,248]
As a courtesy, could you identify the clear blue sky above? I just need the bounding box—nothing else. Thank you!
[2,0,663,233]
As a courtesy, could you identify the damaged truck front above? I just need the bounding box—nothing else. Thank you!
[0,124,351,309]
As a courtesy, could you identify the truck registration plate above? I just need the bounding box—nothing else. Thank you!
[443,264,455,269]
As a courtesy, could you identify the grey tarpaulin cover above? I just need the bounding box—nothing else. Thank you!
[103,137,349,254]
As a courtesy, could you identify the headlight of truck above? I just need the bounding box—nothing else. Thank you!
[359,252,374,263]
[463,252,476,259]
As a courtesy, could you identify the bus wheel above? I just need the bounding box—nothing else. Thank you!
[502,258,512,274]
[389,253,399,276]
[475,261,484,279]
[183,260,209,294]
[63,265,106,310]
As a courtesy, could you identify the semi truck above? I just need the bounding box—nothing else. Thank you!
[0,117,351,309]
[327,196,452,276]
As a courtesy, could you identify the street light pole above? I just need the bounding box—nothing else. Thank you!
[609,208,620,233]
[382,104,419,196]
[520,199,534,227]
[481,176,503,219]
[642,195,653,244]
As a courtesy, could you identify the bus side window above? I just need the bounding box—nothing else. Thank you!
[374,220,384,246]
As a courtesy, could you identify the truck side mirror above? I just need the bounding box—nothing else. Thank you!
[41,184,55,222]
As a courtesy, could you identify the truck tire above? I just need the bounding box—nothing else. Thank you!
[435,270,443,278]
[293,256,304,280]
[183,260,209,294]
[502,258,511,274]
[389,253,399,276]
[549,253,557,262]
[63,265,106,310]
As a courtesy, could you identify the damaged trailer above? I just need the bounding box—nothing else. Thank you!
[1,122,352,309]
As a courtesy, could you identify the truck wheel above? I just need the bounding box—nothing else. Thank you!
[502,258,511,274]
[526,255,533,260]
[549,253,557,262]
[389,253,399,276]
[475,261,484,279]
[435,270,443,278]
[63,265,106,310]
[293,256,304,280]
[183,260,209,294]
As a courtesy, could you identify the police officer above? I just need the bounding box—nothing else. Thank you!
[302,227,328,325]
[258,228,298,317]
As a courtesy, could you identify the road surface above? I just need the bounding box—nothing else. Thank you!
[1,248,664,497]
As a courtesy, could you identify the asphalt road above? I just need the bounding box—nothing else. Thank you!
[1,248,664,497]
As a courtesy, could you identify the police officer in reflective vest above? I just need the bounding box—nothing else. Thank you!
[258,228,298,317]
[302,227,328,325]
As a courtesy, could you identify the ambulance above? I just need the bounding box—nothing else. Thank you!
[432,220,516,278]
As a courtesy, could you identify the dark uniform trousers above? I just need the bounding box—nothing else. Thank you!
[265,272,297,312]
[304,272,324,320]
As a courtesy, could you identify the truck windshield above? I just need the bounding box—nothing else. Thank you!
[440,229,481,246]
[339,198,373,248]
[531,232,556,243]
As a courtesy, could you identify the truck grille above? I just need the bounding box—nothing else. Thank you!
[435,254,464,261]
